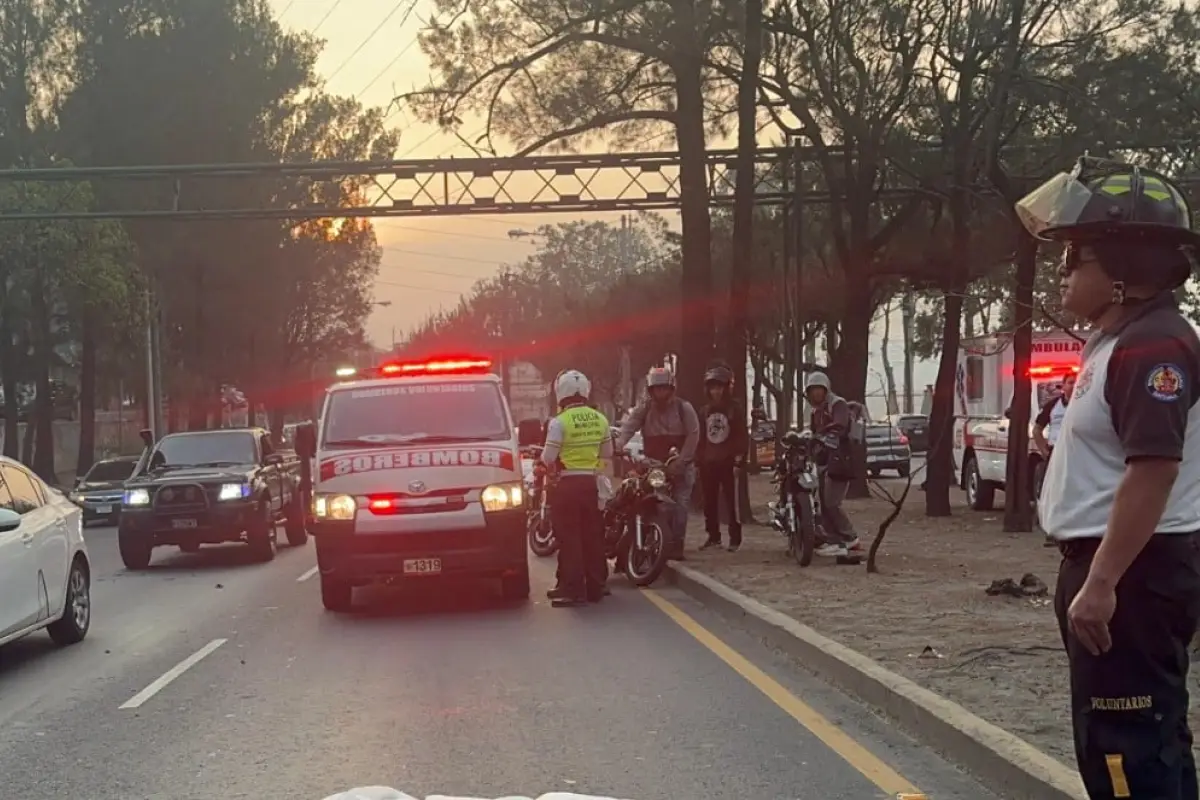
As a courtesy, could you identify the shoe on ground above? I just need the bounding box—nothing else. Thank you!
[699,538,723,551]
[546,585,567,600]
[551,596,588,608]
[815,543,848,558]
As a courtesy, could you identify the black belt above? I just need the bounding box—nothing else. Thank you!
[1057,532,1200,559]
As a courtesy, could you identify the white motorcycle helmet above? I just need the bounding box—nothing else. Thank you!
[554,369,592,405]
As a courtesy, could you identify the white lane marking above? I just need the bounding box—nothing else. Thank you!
[296,566,319,582]
[119,638,227,710]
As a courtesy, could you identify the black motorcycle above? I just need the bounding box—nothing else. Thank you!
[770,430,832,567]
[603,454,676,587]
[522,445,558,558]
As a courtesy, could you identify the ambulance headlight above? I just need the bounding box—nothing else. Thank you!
[481,483,523,512]
[313,493,357,521]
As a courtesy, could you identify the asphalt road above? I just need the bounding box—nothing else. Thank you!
[0,523,997,800]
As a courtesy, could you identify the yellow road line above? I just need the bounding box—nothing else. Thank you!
[642,589,924,798]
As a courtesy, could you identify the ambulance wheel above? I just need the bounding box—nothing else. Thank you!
[321,576,353,612]
[965,456,995,511]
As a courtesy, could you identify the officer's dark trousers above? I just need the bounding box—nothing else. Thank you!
[551,475,606,599]
[700,459,741,544]
[1055,533,1200,799]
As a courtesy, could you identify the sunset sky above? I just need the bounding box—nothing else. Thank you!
[272,0,939,414]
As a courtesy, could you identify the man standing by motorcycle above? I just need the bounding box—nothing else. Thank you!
[698,364,748,552]
[542,370,612,607]
[803,372,861,557]
[616,366,700,561]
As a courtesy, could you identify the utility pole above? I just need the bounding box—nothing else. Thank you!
[145,181,179,441]
[901,289,916,414]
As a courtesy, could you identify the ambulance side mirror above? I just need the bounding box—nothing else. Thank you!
[294,422,316,459]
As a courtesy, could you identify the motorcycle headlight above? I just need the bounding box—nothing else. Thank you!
[481,482,524,512]
[313,493,357,520]
[647,468,667,488]
[123,488,150,507]
[218,482,252,501]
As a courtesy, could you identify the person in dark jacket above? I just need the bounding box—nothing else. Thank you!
[697,364,749,551]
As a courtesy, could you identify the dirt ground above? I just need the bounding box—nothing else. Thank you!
[681,473,1200,767]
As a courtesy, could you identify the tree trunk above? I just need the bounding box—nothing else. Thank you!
[834,284,872,497]
[880,299,899,416]
[902,289,915,413]
[31,274,56,482]
[0,317,19,458]
[672,32,715,404]
[1003,230,1038,531]
[925,288,965,516]
[728,0,762,521]
[77,310,98,475]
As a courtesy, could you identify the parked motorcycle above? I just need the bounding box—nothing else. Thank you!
[602,452,676,587]
[522,445,557,558]
[770,429,835,567]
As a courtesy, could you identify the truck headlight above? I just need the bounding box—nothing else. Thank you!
[647,469,667,488]
[123,488,150,507]
[218,483,252,501]
[480,483,523,512]
[68,491,83,504]
[313,493,357,520]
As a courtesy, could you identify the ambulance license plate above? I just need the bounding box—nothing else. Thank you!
[172,518,198,529]
[403,558,442,575]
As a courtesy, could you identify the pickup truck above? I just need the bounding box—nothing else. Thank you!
[117,427,308,569]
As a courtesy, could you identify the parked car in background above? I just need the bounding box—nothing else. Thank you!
[69,455,139,526]
[893,414,929,453]
[865,422,912,478]
[1,455,92,648]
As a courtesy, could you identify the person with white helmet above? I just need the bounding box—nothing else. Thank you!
[802,371,861,557]
[616,365,700,560]
[541,369,612,607]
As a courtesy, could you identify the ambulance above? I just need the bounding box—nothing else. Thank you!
[952,330,1090,511]
[293,356,530,612]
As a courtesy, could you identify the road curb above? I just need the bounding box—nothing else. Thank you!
[663,563,1086,800]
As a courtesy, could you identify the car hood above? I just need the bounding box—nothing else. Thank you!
[76,479,127,492]
[126,466,256,486]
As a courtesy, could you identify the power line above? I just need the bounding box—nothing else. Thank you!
[311,0,342,34]
[278,0,296,20]
[326,0,419,83]
[374,278,466,295]
[356,38,418,99]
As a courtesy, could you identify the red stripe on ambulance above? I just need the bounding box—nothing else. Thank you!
[319,448,516,480]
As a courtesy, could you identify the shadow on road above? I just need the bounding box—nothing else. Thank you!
[342,579,536,621]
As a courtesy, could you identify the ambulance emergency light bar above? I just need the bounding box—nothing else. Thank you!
[375,356,494,377]
[1028,364,1081,377]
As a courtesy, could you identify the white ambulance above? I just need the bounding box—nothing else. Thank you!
[952,330,1090,510]
[294,356,530,612]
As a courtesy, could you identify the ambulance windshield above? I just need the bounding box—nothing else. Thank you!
[322,380,510,447]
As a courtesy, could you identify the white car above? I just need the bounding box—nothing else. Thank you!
[0,456,91,648]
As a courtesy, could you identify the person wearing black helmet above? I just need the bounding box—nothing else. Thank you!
[697,363,748,551]
[1021,156,1200,800]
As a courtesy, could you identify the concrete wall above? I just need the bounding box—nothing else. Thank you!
[0,416,146,485]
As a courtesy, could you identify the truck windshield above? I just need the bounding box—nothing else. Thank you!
[149,432,258,467]
[85,460,136,482]
[322,381,510,446]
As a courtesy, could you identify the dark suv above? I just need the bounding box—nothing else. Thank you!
[70,456,138,526]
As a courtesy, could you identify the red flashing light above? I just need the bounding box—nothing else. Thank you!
[1027,364,1080,377]
[375,357,493,377]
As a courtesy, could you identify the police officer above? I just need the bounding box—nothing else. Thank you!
[1021,156,1200,800]
[541,369,611,608]
[616,366,700,560]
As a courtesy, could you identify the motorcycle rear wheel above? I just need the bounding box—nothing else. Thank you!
[527,516,558,557]
[623,518,669,587]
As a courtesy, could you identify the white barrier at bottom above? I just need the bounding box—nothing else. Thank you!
[324,789,633,800]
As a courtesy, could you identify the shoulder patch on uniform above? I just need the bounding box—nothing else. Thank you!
[1146,363,1186,402]
[1074,364,1094,399]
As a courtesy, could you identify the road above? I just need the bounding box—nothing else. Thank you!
[0,524,998,800]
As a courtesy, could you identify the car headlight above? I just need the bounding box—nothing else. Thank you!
[480,482,523,512]
[68,491,83,504]
[313,493,357,520]
[647,469,667,488]
[123,488,150,506]
[218,482,252,501]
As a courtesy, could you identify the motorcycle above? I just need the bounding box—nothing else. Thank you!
[770,429,835,567]
[522,445,557,558]
[602,452,676,587]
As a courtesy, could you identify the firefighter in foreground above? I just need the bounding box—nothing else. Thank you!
[1023,156,1200,799]
[541,369,611,608]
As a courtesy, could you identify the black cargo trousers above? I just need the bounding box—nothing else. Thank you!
[1055,533,1200,799]
[551,475,607,600]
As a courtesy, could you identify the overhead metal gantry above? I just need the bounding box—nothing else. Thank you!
[0,148,794,222]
